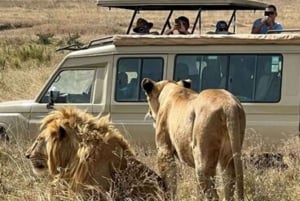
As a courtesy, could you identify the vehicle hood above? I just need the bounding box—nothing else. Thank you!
[0,100,36,113]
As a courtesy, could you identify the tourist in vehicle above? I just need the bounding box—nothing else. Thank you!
[116,72,130,99]
[251,4,283,34]
[165,16,190,35]
[206,20,231,34]
[215,20,231,34]
[133,18,158,35]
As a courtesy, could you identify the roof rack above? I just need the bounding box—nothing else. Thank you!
[268,29,300,34]
[56,36,114,51]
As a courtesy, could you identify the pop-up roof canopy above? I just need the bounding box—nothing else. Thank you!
[97,0,267,10]
[97,0,268,34]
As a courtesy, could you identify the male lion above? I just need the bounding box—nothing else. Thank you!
[25,107,165,200]
[141,78,246,201]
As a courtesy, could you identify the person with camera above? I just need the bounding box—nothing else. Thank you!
[165,16,190,35]
[251,4,283,34]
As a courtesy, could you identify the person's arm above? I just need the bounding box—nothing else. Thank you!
[165,23,181,35]
[252,23,264,34]
[251,18,266,34]
[165,28,175,35]
[273,23,283,31]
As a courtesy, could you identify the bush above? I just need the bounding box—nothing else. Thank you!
[36,33,55,45]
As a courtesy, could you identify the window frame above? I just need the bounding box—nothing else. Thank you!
[115,57,165,102]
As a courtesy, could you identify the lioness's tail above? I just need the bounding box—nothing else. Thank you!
[226,103,245,201]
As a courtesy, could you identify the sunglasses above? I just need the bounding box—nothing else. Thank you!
[264,11,275,16]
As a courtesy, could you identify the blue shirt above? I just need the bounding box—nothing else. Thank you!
[253,18,283,34]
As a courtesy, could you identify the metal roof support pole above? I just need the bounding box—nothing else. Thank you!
[192,9,201,34]
[227,9,236,33]
[199,9,202,34]
[126,9,138,34]
[161,10,173,35]
[234,11,236,33]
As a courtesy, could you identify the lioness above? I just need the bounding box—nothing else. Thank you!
[141,78,246,201]
[25,107,165,200]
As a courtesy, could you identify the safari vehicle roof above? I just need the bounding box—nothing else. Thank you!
[97,0,267,10]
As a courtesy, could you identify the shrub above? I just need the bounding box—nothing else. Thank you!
[36,33,55,45]
[65,33,83,46]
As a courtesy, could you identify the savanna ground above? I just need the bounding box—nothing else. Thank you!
[0,0,300,200]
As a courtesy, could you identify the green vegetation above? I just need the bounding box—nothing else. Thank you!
[36,33,55,45]
[0,33,85,70]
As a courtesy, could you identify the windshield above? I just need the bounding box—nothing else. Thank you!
[39,69,95,104]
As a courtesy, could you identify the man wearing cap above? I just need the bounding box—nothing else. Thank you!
[133,18,157,34]
[165,16,190,35]
[251,4,283,34]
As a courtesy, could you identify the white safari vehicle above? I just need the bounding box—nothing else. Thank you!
[0,0,299,149]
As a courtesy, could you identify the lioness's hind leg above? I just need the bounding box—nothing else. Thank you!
[157,147,177,200]
[220,144,235,201]
[193,146,220,201]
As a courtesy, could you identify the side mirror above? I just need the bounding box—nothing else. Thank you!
[47,90,59,109]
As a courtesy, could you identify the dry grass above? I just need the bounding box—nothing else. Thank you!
[1,136,299,201]
[1,0,300,200]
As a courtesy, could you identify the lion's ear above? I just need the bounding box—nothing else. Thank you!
[177,79,192,89]
[141,78,155,94]
[58,126,66,140]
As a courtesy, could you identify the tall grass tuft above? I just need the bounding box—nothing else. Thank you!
[0,42,53,69]
[17,44,51,63]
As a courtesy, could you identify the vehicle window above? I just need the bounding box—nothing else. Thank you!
[254,55,282,102]
[228,55,255,101]
[40,69,95,103]
[116,57,163,102]
[174,55,199,91]
[175,54,282,102]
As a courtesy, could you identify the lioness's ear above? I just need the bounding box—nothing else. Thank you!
[58,126,66,140]
[141,78,155,94]
[177,79,192,89]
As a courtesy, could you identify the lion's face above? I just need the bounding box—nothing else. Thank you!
[141,78,192,122]
[26,119,76,176]
[25,130,48,176]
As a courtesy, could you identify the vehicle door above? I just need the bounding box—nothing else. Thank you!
[110,55,167,146]
[29,57,108,138]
